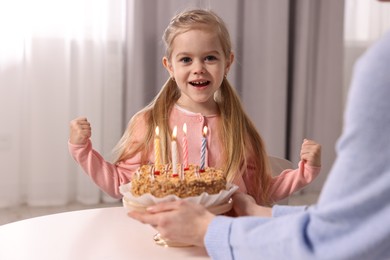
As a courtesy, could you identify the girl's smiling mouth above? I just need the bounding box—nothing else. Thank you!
[189,80,210,87]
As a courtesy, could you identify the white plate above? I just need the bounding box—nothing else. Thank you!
[119,182,238,209]
[123,197,233,215]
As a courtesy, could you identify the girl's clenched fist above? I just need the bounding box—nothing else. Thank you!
[69,117,92,145]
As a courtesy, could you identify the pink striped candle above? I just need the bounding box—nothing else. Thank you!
[182,123,189,169]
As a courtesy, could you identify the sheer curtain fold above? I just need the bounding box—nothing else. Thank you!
[289,0,344,193]
[240,0,290,157]
[0,0,125,208]
[343,0,390,103]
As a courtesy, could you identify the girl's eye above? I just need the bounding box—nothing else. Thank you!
[205,55,217,61]
[180,57,192,63]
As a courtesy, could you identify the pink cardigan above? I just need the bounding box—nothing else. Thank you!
[68,105,320,203]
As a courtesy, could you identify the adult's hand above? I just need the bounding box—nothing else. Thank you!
[232,192,272,217]
[128,200,215,247]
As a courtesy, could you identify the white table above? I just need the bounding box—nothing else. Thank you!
[0,207,210,260]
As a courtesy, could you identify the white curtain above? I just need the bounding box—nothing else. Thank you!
[0,0,125,207]
[288,0,345,193]
[343,0,390,102]
[1,0,349,208]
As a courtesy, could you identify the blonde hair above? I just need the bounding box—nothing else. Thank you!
[114,9,273,205]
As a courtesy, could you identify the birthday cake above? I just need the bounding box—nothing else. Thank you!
[130,164,226,198]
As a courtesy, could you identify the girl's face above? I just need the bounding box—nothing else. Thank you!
[163,28,233,113]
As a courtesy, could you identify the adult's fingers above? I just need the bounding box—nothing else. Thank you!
[127,210,159,226]
[146,200,189,213]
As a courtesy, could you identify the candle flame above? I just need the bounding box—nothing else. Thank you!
[203,126,208,136]
[183,123,187,135]
[155,126,159,136]
[172,126,177,139]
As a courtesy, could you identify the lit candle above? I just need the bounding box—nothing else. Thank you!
[200,126,208,171]
[182,123,189,169]
[154,126,162,167]
[171,126,178,175]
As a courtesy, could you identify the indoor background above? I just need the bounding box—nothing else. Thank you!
[1,0,390,223]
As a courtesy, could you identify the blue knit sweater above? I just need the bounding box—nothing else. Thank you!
[205,30,390,260]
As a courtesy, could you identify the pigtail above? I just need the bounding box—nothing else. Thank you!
[113,78,180,165]
[149,78,181,164]
[216,78,273,205]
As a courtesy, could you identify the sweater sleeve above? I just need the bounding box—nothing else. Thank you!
[68,140,141,198]
[205,212,313,260]
[269,161,321,203]
[241,157,320,204]
[272,204,308,217]
[68,113,147,198]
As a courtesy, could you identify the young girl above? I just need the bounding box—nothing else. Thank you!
[69,9,321,206]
